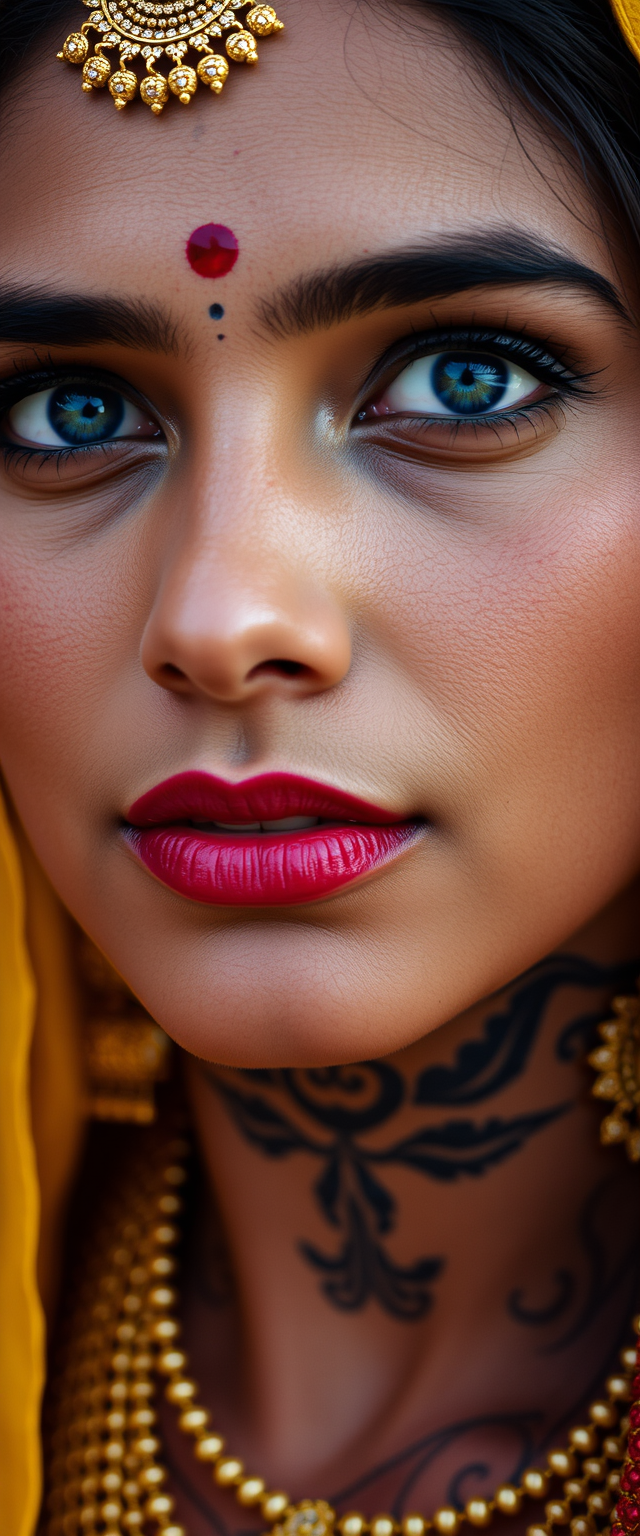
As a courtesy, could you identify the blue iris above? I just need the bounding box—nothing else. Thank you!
[47,383,125,445]
[432,353,508,415]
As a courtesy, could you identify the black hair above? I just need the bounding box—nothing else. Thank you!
[409,0,640,251]
[2,0,640,252]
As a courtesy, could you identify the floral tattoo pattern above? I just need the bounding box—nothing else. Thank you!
[204,954,639,1321]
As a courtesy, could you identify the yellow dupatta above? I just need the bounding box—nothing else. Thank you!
[0,792,84,1536]
[611,0,640,64]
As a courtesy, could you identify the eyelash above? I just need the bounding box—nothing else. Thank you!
[0,367,159,465]
[356,324,594,418]
[0,327,592,471]
[1,444,115,474]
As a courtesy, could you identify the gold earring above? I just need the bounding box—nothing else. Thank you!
[589,984,640,1160]
[78,934,171,1124]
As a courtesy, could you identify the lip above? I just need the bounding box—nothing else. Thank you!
[124,771,424,906]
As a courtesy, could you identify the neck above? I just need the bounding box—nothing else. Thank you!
[179,890,640,1528]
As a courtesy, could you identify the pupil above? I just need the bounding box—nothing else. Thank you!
[432,352,509,415]
[48,382,125,445]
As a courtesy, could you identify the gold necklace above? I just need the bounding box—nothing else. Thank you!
[42,1124,639,1536]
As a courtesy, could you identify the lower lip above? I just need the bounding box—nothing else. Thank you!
[125,822,421,906]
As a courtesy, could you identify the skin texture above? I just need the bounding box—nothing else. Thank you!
[2,2,640,1065]
[175,954,640,1533]
[2,0,640,1528]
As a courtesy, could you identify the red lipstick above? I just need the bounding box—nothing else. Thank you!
[124,772,423,906]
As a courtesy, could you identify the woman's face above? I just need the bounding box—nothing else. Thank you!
[1,0,640,1065]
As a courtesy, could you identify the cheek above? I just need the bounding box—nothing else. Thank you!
[380,465,640,880]
[0,553,82,755]
[0,530,143,817]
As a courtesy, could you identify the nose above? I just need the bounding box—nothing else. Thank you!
[140,508,352,706]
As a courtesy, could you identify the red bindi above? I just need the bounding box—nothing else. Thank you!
[186,224,239,279]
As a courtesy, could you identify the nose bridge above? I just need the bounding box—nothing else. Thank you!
[140,459,353,703]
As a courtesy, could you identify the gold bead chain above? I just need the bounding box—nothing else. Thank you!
[41,1126,639,1536]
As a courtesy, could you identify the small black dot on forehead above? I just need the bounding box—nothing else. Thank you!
[209,303,225,320]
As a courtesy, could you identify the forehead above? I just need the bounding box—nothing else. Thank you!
[0,0,611,298]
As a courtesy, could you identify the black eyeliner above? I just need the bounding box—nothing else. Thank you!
[0,365,156,406]
[0,365,164,458]
[357,324,596,410]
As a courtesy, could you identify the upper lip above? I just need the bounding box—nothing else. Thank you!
[126,771,409,828]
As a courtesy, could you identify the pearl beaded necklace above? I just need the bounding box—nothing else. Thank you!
[41,1127,640,1536]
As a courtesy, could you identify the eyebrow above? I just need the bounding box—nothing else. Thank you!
[0,231,626,354]
[0,288,180,353]
[258,230,630,337]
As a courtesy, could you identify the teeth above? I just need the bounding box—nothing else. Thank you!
[193,816,320,834]
[214,821,261,832]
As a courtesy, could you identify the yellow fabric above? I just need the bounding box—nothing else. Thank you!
[0,794,84,1536]
[0,794,43,1536]
[16,821,85,1328]
[611,0,640,64]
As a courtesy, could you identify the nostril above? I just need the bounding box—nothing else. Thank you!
[159,662,187,681]
[248,658,307,680]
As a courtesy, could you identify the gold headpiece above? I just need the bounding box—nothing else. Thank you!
[57,0,283,114]
[610,0,640,66]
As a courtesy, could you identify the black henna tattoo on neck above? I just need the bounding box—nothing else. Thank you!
[331,1412,542,1517]
[202,954,640,1320]
[162,1316,635,1533]
[507,1268,576,1328]
[507,1170,640,1348]
[414,953,639,1106]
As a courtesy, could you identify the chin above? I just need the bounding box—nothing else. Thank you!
[138,984,419,1071]
[118,924,436,1069]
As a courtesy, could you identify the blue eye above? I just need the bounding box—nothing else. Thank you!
[7,379,160,447]
[48,384,125,444]
[431,353,508,414]
[373,350,542,419]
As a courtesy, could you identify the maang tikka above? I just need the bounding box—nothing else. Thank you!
[57,0,283,114]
